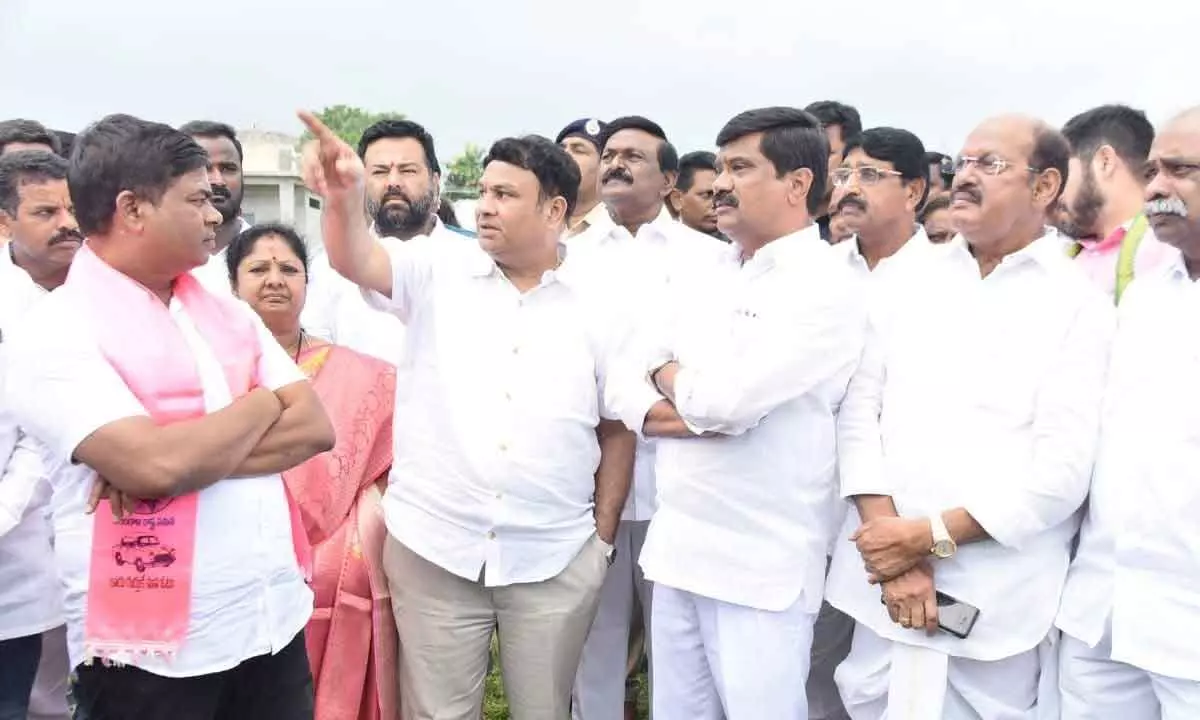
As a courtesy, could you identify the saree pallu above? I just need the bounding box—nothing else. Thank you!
[286,345,397,720]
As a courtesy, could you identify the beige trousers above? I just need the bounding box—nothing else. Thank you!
[384,534,609,720]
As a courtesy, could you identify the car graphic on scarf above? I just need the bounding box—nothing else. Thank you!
[112,535,177,573]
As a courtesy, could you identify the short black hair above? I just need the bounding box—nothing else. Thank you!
[1031,123,1072,203]
[178,120,244,163]
[357,119,441,175]
[716,106,828,215]
[0,150,69,216]
[69,114,210,237]
[55,131,76,157]
[676,151,717,193]
[1062,104,1154,173]
[804,101,863,139]
[226,222,309,284]
[0,119,62,156]
[599,116,680,174]
[437,197,460,228]
[484,135,580,219]
[845,127,929,206]
[918,193,951,223]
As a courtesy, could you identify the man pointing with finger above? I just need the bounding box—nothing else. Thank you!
[299,111,638,720]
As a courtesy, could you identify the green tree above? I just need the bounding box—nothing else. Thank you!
[444,143,485,200]
[297,105,405,149]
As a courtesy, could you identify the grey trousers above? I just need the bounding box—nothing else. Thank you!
[28,625,70,720]
[384,534,609,720]
[571,519,652,720]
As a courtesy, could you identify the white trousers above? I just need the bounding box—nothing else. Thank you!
[1059,631,1200,720]
[651,583,816,720]
[835,623,1048,720]
[27,625,70,720]
[572,520,652,720]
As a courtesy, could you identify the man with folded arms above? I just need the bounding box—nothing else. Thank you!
[3,114,334,720]
[632,106,866,719]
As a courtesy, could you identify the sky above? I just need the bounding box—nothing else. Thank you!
[2,0,1196,163]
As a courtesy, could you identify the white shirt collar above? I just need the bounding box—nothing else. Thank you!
[843,225,931,271]
[946,226,1063,274]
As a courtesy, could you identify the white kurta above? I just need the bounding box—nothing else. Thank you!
[827,231,1114,718]
[1056,257,1200,717]
[638,225,867,719]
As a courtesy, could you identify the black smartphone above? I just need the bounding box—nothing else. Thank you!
[879,590,981,639]
[935,591,980,639]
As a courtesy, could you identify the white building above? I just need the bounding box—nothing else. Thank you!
[238,128,324,252]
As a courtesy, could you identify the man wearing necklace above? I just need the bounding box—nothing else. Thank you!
[1056,106,1200,718]
[827,115,1112,719]
[301,111,637,720]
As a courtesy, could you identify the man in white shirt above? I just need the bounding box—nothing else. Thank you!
[812,126,933,720]
[568,115,728,720]
[301,111,637,720]
[179,121,252,295]
[302,118,468,364]
[630,106,865,719]
[557,118,613,239]
[1056,105,1174,303]
[1056,106,1200,719]
[667,151,725,240]
[0,149,77,720]
[4,114,334,720]
[827,115,1114,719]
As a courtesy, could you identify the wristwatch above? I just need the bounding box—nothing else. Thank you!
[929,513,957,559]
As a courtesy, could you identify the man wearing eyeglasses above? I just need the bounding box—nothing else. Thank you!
[826,115,1114,719]
[831,127,935,277]
[814,126,934,720]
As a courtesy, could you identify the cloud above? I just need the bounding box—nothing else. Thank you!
[1,0,1195,161]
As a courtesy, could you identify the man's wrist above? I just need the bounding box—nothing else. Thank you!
[909,517,934,557]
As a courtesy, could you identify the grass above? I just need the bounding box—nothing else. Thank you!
[482,635,650,720]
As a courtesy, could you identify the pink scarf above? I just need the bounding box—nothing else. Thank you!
[70,245,310,662]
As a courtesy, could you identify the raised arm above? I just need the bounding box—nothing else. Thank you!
[298,110,394,298]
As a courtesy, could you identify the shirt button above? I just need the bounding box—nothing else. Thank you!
[495,492,503,500]
[499,443,508,452]
[504,391,512,401]
[487,531,496,540]
[512,346,520,355]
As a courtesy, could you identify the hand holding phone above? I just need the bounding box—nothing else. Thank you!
[880,590,980,638]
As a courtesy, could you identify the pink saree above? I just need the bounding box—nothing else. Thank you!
[284,345,397,720]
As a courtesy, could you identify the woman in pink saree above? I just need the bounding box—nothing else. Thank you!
[226,223,398,720]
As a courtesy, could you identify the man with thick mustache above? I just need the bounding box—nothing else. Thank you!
[831,127,933,277]
[568,116,727,720]
[302,118,471,364]
[0,149,79,720]
[1057,105,1174,304]
[827,115,1112,719]
[814,126,932,720]
[630,106,865,719]
[180,121,252,295]
[1055,106,1200,719]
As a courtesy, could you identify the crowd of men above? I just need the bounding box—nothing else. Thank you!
[0,95,1197,720]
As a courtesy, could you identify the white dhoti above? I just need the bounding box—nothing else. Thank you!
[572,520,652,720]
[1059,631,1200,720]
[650,583,816,720]
[835,623,1057,720]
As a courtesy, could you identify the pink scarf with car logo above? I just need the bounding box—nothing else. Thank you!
[70,244,311,663]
